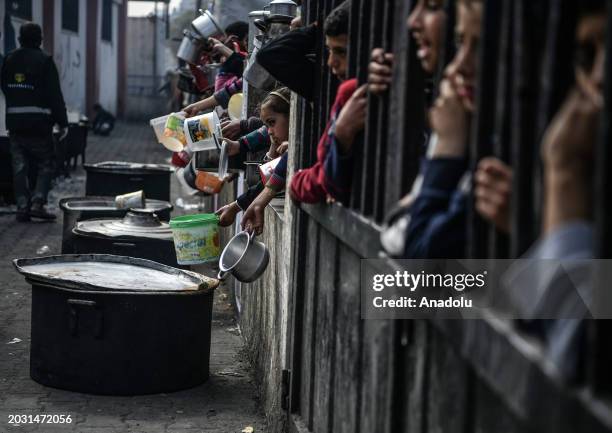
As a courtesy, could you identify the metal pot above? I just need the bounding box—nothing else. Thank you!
[203,63,222,86]
[267,0,298,21]
[243,45,276,90]
[59,196,173,254]
[218,231,269,283]
[248,10,269,53]
[84,161,174,201]
[191,9,224,40]
[13,254,217,396]
[177,29,207,64]
[72,209,182,268]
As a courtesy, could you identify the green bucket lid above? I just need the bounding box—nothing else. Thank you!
[170,213,219,229]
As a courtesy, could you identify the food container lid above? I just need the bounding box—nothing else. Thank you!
[74,209,173,239]
[60,196,173,213]
[170,213,219,229]
[83,161,174,174]
[13,254,218,293]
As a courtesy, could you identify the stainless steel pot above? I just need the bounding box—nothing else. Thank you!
[204,63,222,86]
[218,231,269,283]
[243,45,276,90]
[191,9,224,40]
[267,0,298,20]
[177,29,207,64]
[248,10,269,53]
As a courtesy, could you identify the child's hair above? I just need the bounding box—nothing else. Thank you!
[260,87,291,116]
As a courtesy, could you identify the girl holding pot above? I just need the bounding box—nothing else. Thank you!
[216,87,292,227]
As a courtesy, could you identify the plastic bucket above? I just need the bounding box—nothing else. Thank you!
[169,214,220,265]
[150,112,186,152]
[183,111,222,151]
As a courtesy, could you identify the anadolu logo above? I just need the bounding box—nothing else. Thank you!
[14,73,25,83]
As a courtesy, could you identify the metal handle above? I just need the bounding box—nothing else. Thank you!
[67,299,103,339]
[112,242,136,248]
[217,270,228,280]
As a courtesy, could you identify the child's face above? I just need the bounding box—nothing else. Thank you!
[575,12,607,108]
[325,35,349,81]
[261,105,289,145]
[407,0,447,74]
[444,1,482,112]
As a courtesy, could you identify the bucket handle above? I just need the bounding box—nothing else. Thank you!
[217,270,228,280]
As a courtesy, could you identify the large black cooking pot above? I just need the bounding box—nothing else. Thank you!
[84,161,174,201]
[72,209,181,268]
[60,196,173,254]
[13,254,218,395]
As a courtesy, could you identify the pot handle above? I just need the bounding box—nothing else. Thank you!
[217,270,228,280]
[67,299,103,339]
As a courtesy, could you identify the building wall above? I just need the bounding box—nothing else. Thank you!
[0,0,125,130]
[53,0,87,115]
[97,2,119,115]
[125,15,167,120]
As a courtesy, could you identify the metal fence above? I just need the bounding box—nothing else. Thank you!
[284,0,612,432]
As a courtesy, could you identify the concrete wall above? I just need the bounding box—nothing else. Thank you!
[125,15,167,120]
[53,0,88,114]
[97,1,120,115]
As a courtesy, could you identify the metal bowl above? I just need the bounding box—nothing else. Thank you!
[191,9,224,40]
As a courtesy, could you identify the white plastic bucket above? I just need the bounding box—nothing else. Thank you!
[183,111,222,151]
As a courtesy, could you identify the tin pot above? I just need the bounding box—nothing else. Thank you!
[84,161,173,201]
[218,231,269,283]
[191,9,224,40]
[13,254,217,396]
[248,10,269,53]
[243,44,276,90]
[72,209,182,268]
[177,29,207,64]
[267,0,298,21]
[59,196,173,254]
[203,63,222,86]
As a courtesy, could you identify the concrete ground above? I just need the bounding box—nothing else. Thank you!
[0,123,266,432]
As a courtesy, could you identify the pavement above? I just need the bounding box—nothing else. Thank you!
[0,122,267,433]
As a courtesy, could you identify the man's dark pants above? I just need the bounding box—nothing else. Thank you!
[9,132,56,210]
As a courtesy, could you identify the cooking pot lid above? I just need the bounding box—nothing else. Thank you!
[84,161,174,173]
[13,254,218,293]
[74,209,173,239]
[60,196,173,213]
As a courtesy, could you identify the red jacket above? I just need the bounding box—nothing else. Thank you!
[290,78,358,203]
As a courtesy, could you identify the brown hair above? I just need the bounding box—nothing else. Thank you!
[260,87,291,116]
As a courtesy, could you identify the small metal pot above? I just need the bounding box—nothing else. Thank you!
[177,29,206,64]
[218,231,269,283]
[267,0,298,21]
[204,63,222,86]
[248,10,269,53]
[243,45,276,90]
[191,9,224,40]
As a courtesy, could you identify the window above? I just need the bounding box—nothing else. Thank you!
[8,0,32,21]
[62,0,79,33]
[101,0,113,42]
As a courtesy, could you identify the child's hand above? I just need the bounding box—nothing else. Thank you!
[221,120,242,139]
[224,139,241,156]
[334,84,368,153]
[215,202,241,227]
[429,79,469,158]
[368,48,394,95]
[277,141,289,155]
[474,157,513,233]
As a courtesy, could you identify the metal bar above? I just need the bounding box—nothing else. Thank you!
[487,0,513,259]
[509,0,547,258]
[360,0,384,217]
[466,0,502,258]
